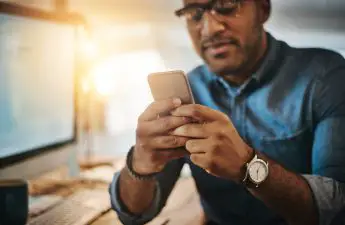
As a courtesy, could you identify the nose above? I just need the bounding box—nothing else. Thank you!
[200,11,226,38]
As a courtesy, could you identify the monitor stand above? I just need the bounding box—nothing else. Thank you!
[0,145,79,180]
[67,147,80,177]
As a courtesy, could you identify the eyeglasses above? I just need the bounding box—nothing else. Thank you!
[175,0,244,25]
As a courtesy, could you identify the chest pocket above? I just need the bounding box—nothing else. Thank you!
[254,128,313,174]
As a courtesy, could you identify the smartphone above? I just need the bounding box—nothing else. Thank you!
[147,70,195,104]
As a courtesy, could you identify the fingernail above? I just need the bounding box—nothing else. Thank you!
[173,98,181,106]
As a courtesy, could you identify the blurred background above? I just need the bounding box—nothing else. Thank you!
[2,0,345,158]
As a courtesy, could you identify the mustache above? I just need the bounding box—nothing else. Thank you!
[201,36,240,49]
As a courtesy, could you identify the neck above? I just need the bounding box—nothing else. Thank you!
[223,31,268,86]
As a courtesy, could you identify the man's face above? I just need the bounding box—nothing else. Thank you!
[181,0,269,76]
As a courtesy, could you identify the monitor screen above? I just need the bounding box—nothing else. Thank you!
[0,13,76,163]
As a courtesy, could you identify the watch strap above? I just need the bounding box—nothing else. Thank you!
[126,146,159,181]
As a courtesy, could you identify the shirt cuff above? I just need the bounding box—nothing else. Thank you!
[303,175,345,225]
[109,171,163,225]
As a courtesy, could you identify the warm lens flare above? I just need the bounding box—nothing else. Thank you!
[80,39,98,59]
[90,64,114,96]
[89,50,166,98]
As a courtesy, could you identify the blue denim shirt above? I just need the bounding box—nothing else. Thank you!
[109,33,345,225]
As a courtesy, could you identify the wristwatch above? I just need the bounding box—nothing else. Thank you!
[242,153,269,188]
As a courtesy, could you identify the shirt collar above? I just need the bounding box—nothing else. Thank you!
[252,32,281,83]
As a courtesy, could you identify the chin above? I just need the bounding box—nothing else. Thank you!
[206,58,243,76]
[203,50,245,76]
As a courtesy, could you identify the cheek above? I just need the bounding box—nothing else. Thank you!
[224,9,260,46]
[188,28,202,54]
[235,25,255,45]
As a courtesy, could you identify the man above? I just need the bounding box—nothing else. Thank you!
[109,0,345,224]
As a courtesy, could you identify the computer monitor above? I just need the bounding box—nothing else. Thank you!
[0,2,84,179]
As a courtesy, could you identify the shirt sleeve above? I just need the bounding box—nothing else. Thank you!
[308,57,345,225]
[302,175,345,225]
[109,157,185,225]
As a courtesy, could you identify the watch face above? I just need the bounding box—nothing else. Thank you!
[248,160,268,183]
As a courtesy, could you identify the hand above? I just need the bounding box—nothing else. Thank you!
[133,98,192,175]
[170,104,254,182]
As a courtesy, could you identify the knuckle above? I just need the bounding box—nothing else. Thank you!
[201,124,209,134]
[177,137,188,146]
[175,116,187,126]
[135,126,144,137]
[219,124,229,136]
[165,117,183,130]
[149,101,158,109]
[137,114,145,122]
[190,107,200,118]
[148,102,161,114]
[220,114,230,122]
[137,140,150,151]
[214,120,223,127]
[205,158,216,171]
[136,122,151,138]
[159,117,171,130]
[213,132,225,141]
[167,136,179,146]
[154,137,165,147]
[156,99,174,111]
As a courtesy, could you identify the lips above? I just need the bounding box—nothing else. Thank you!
[205,42,235,57]
[203,40,233,48]
[203,40,238,57]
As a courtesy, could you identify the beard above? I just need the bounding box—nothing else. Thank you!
[200,27,264,78]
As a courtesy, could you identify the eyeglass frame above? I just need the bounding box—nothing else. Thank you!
[174,0,247,25]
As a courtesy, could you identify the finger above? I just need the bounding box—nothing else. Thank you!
[138,116,194,136]
[170,122,210,138]
[185,139,211,154]
[157,147,190,160]
[149,136,190,149]
[170,104,229,122]
[189,153,209,169]
[139,98,182,122]
[190,153,217,176]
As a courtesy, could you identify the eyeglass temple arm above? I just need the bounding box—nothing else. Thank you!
[174,0,218,17]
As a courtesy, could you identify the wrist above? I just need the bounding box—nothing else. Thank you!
[238,146,255,183]
[127,146,164,181]
[132,146,165,175]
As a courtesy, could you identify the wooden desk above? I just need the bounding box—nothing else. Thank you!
[28,157,204,225]
[91,177,204,225]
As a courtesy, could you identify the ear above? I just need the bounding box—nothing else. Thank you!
[258,0,271,24]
